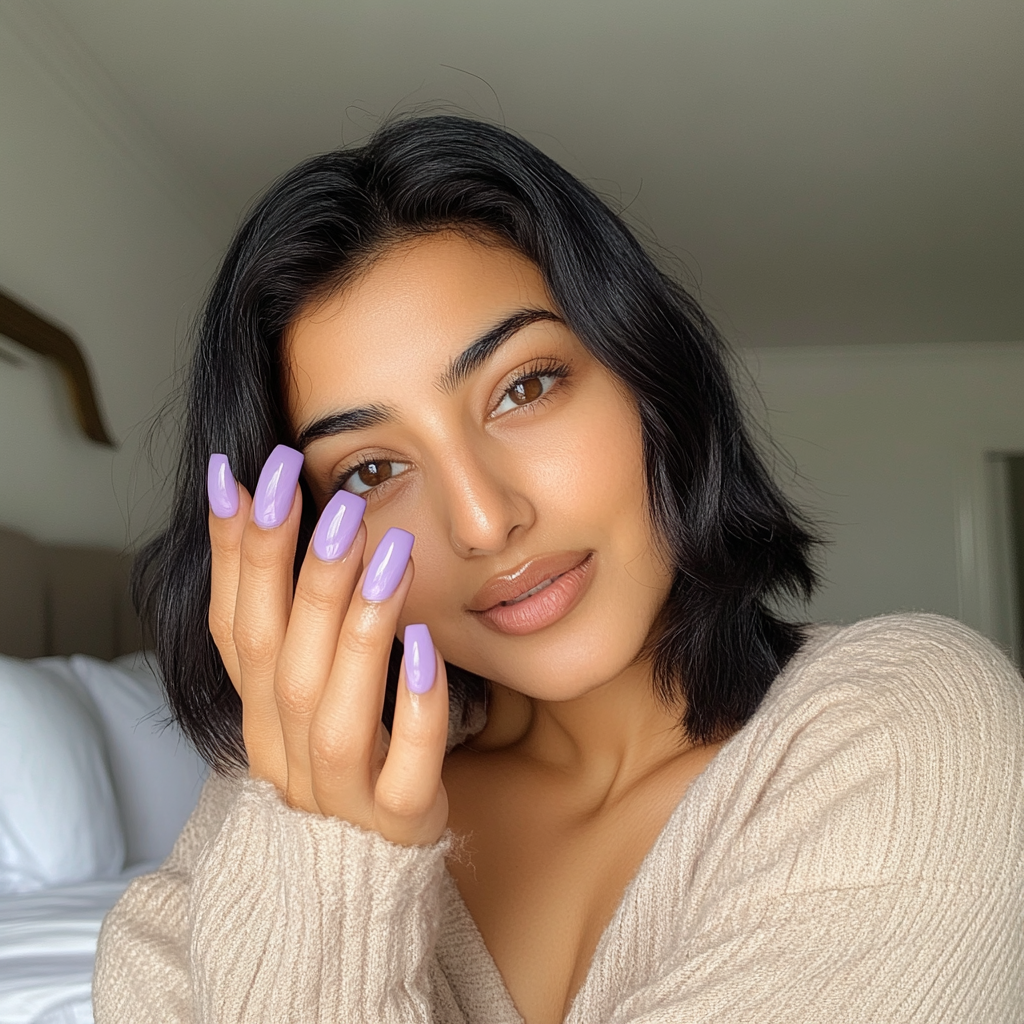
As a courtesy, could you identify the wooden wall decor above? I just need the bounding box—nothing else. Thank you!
[0,288,115,447]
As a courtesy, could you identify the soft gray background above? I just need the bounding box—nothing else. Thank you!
[0,1,1021,648]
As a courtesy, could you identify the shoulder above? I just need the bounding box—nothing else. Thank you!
[770,612,1024,745]
[635,615,1024,998]
[723,613,1024,886]
[761,612,1024,791]
[161,768,245,873]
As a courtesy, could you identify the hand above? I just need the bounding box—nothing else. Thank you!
[205,446,450,846]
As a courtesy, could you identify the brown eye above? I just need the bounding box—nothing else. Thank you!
[357,461,392,487]
[509,376,544,406]
[492,365,567,417]
[341,458,410,496]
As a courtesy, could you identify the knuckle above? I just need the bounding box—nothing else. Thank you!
[232,621,279,668]
[209,524,240,559]
[292,581,343,619]
[208,607,234,650]
[336,622,382,661]
[241,545,282,576]
[393,722,438,755]
[240,530,288,575]
[274,671,315,719]
[308,721,362,774]
[377,783,429,820]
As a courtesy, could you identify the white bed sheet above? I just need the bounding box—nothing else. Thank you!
[0,865,155,1024]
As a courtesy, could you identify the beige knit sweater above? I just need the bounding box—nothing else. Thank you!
[93,614,1024,1022]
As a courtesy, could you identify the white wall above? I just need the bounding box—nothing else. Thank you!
[2,8,1022,658]
[0,9,222,549]
[741,342,1024,653]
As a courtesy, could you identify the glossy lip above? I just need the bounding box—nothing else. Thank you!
[468,550,593,611]
[469,551,595,636]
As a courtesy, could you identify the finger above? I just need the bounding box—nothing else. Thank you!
[232,445,304,784]
[207,454,250,691]
[275,489,367,811]
[375,625,450,846]
[309,528,415,820]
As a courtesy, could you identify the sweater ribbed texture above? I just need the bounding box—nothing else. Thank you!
[93,614,1024,1022]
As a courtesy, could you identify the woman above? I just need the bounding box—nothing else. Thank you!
[94,115,1024,1023]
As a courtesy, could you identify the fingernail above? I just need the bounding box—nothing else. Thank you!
[207,454,239,518]
[361,527,414,601]
[312,490,366,561]
[404,624,435,694]
[253,444,304,528]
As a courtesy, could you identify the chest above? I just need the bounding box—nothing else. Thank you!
[443,751,719,1024]
[446,816,652,1023]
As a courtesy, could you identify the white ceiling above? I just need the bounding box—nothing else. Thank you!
[35,0,1024,345]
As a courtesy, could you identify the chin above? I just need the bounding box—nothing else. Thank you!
[462,617,651,704]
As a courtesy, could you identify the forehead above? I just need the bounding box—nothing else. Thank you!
[283,233,553,410]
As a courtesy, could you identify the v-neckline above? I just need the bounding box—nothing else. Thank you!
[435,624,838,1022]
[432,626,839,1019]
[437,725,743,1024]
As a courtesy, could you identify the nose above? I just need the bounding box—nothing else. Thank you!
[432,441,534,558]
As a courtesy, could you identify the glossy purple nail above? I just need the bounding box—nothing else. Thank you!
[361,527,414,601]
[253,444,304,528]
[312,490,366,561]
[404,624,435,694]
[207,454,239,518]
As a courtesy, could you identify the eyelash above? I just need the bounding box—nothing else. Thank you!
[333,358,572,498]
[490,358,571,418]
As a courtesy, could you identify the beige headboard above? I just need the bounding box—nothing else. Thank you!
[0,526,145,660]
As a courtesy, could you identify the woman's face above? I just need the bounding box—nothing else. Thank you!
[284,231,673,702]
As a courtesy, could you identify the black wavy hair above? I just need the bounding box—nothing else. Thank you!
[134,114,819,771]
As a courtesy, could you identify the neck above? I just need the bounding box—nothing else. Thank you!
[475,659,696,802]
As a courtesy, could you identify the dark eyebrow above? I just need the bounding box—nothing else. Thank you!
[295,404,393,450]
[295,307,563,450]
[435,308,563,395]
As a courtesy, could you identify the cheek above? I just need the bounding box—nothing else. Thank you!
[397,536,452,621]
[548,392,648,529]
[566,392,671,599]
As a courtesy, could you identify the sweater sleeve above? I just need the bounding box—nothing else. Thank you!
[93,772,464,1024]
[584,614,1024,1023]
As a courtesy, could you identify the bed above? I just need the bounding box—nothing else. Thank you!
[0,526,207,1024]
[0,872,150,1024]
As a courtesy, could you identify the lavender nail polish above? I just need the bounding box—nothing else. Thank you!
[253,444,304,528]
[312,489,366,561]
[207,454,239,518]
[404,624,436,694]
[361,527,414,601]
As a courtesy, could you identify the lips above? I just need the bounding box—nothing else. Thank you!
[468,550,593,612]
[471,552,595,636]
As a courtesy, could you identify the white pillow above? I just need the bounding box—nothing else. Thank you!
[0,656,125,893]
[56,653,207,867]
